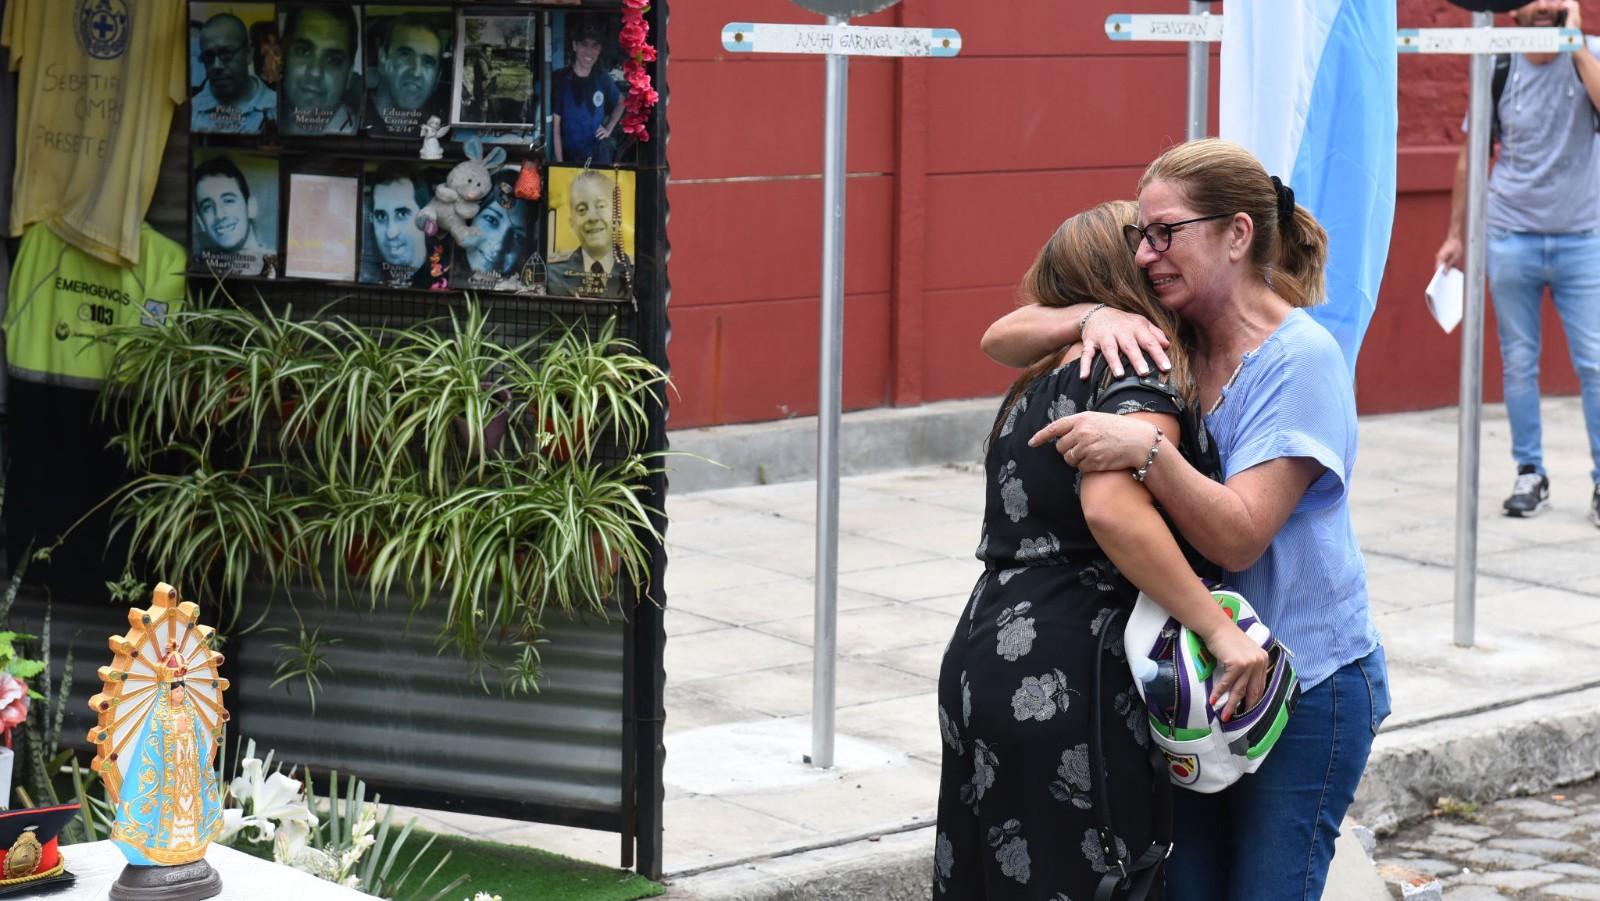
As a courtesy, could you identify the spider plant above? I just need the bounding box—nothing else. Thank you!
[90,296,668,688]
[512,317,665,462]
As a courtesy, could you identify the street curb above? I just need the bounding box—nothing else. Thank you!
[666,398,995,493]
[661,828,932,901]
[663,686,1600,899]
[1350,684,1600,834]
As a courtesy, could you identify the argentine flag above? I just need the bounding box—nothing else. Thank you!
[1220,0,1397,376]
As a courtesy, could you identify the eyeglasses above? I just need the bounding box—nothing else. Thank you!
[199,44,244,67]
[1122,213,1233,255]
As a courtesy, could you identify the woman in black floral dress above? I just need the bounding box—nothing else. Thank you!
[933,202,1268,900]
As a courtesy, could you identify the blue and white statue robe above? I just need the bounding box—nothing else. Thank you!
[109,680,224,866]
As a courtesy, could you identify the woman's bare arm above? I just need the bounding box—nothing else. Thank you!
[982,303,1172,378]
[1079,412,1269,713]
[1038,411,1321,571]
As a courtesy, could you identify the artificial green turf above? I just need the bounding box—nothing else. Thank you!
[408,831,665,901]
[231,830,663,900]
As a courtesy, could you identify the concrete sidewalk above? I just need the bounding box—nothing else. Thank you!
[406,397,1600,897]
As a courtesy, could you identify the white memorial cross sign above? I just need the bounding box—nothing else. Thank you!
[1104,13,1224,43]
[722,15,962,770]
[1394,22,1582,649]
[1104,7,1222,142]
[722,22,961,57]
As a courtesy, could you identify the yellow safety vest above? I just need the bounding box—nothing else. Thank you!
[4,223,186,388]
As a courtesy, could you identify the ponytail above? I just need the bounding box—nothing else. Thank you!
[1271,203,1328,309]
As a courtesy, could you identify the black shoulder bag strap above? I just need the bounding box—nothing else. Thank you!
[1090,607,1175,901]
[1489,53,1510,144]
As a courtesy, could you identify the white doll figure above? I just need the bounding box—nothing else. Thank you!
[419,116,451,160]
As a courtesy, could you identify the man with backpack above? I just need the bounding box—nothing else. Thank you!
[1436,0,1600,527]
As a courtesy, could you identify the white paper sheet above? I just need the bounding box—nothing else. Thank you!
[1426,264,1464,334]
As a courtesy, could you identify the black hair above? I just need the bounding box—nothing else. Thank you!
[283,6,359,56]
[378,13,444,53]
[193,156,250,206]
[368,164,431,210]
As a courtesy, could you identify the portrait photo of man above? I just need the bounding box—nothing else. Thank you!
[546,167,634,301]
[278,5,362,136]
[360,163,444,288]
[191,152,278,278]
[190,4,278,134]
[365,9,452,138]
[451,168,538,291]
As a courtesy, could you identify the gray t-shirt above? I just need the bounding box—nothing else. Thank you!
[1480,38,1600,233]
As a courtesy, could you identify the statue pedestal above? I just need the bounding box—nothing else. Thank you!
[51,842,370,900]
[108,859,222,901]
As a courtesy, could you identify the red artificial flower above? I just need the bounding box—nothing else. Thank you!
[617,5,657,143]
[0,674,28,748]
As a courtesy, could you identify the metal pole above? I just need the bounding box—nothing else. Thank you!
[1185,0,1209,140]
[811,15,848,769]
[1454,9,1493,648]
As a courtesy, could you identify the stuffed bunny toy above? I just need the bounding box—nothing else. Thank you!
[415,137,507,249]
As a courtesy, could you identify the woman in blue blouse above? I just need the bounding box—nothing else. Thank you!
[983,139,1391,900]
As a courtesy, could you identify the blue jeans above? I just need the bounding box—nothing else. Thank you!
[1167,646,1391,901]
[1487,229,1600,485]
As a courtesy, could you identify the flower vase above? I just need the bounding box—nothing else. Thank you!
[0,746,12,809]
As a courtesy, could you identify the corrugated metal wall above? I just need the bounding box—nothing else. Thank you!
[18,585,627,826]
[233,589,627,823]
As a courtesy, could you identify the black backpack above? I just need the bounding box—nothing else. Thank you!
[1489,51,1600,143]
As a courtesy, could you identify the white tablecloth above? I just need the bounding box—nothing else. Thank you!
[47,841,371,899]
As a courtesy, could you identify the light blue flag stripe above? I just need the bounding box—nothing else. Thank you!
[1290,0,1397,375]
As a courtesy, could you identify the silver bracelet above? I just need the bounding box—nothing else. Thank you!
[1078,302,1108,337]
[1132,427,1164,483]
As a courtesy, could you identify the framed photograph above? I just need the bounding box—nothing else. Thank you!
[359,162,452,290]
[277,4,363,136]
[190,150,280,279]
[449,165,542,292]
[452,11,542,130]
[547,11,626,165]
[284,173,359,280]
[363,6,454,139]
[545,165,634,301]
[189,2,278,134]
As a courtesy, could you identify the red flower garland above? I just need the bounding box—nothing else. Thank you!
[620,0,659,141]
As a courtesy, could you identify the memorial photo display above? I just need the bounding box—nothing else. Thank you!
[545,165,634,301]
[191,150,280,279]
[285,172,360,281]
[360,162,453,290]
[548,11,626,165]
[363,6,454,139]
[277,4,364,136]
[450,165,542,292]
[189,2,279,135]
[453,11,542,129]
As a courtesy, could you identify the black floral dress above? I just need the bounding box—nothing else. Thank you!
[933,356,1218,900]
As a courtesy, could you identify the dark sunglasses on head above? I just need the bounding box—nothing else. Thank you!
[1122,213,1233,255]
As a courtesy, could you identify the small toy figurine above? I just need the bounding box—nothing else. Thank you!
[90,583,228,901]
[419,116,451,161]
[428,243,450,291]
[414,136,507,250]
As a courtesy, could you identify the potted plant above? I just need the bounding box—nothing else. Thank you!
[87,296,666,691]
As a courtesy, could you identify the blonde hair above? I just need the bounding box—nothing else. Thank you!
[1138,138,1328,309]
[989,201,1195,447]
